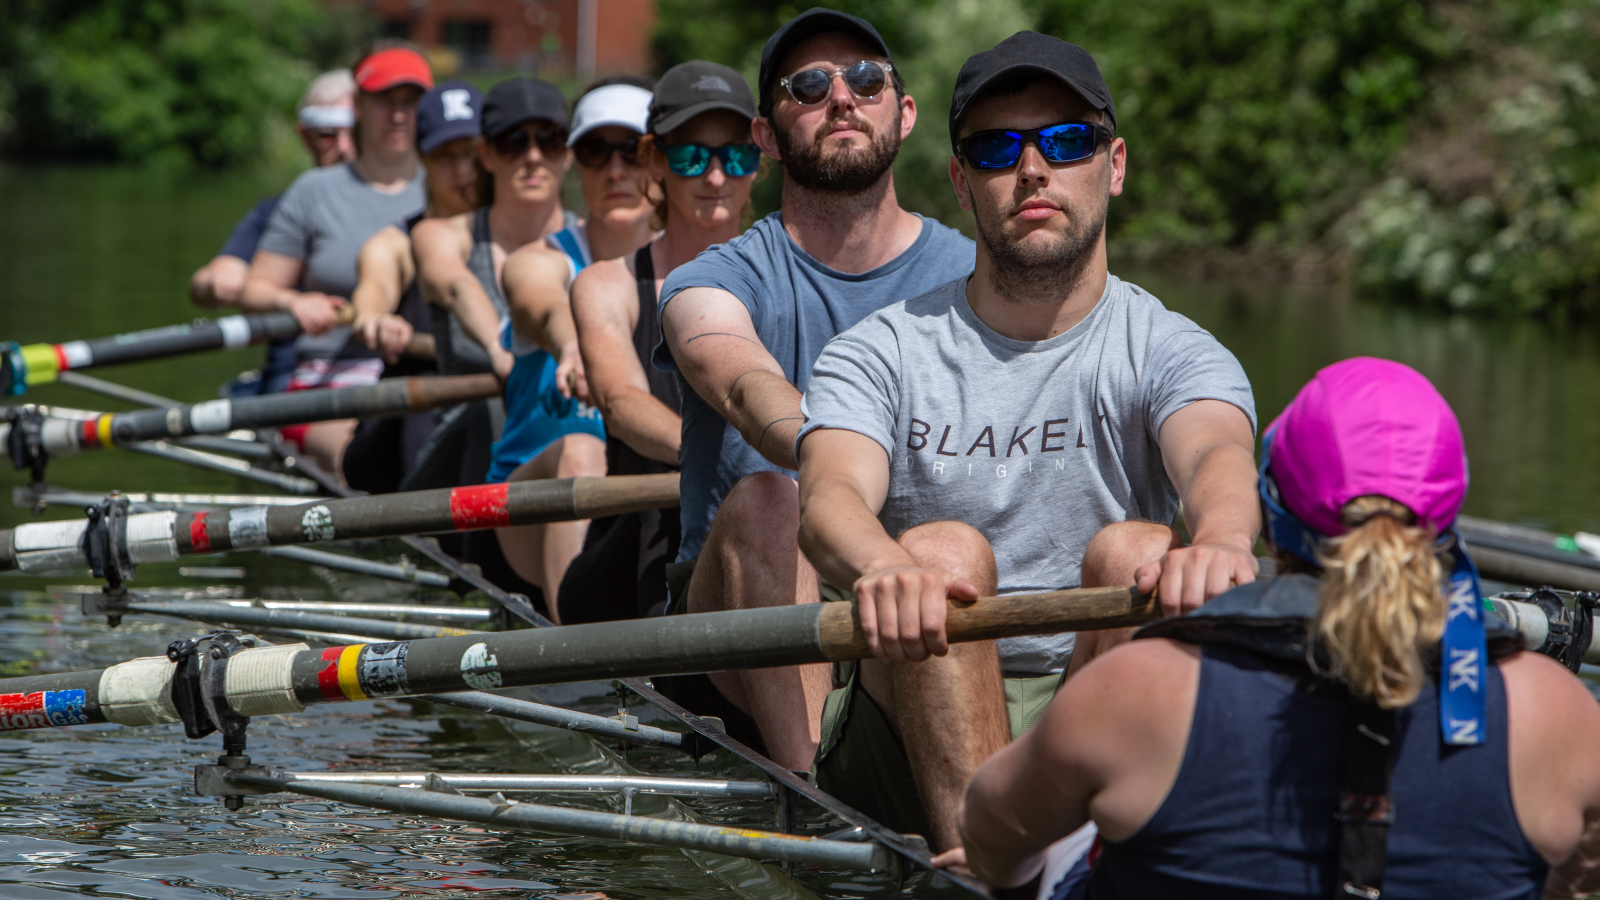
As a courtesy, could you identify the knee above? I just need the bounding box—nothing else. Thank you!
[900,521,997,594]
[1081,520,1177,587]
[715,472,799,552]
[555,434,607,478]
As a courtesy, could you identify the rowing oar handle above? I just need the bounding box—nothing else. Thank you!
[816,585,1161,659]
[404,372,498,411]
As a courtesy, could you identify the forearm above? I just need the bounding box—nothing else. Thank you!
[724,370,805,470]
[351,278,400,320]
[1181,442,1260,551]
[600,390,681,465]
[240,277,301,312]
[444,278,505,355]
[798,479,914,591]
[960,749,1075,889]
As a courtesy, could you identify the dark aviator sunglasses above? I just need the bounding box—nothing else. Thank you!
[958,121,1114,170]
[490,123,568,159]
[573,133,642,168]
[779,60,893,106]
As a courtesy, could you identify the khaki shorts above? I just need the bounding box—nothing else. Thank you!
[812,615,1066,839]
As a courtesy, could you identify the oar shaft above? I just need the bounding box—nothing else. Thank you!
[3,313,304,393]
[0,473,680,572]
[4,374,501,456]
[0,586,1150,732]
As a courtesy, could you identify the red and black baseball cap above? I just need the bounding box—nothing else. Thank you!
[354,48,434,93]
[949,31,1115,148]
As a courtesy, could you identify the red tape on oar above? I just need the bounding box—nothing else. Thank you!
[448,483,511,530]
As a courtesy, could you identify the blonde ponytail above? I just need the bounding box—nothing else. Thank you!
[1312,495,1445,708]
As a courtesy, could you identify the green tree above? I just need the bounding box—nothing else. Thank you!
[0,0,360,167]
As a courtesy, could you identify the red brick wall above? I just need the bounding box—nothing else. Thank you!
[348,0,654,77]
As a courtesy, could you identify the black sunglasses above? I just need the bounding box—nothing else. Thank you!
[779,60,893,106]
[958,121,1113,170]
[572,133,642,168]
[490,123,568,159]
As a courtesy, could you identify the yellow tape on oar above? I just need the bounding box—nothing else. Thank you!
[336,644,368,701]
[18,344,59,386]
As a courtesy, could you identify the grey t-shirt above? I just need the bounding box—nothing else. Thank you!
[258,162,426,360]
[656,212,976,561]
[798,275,1256,674]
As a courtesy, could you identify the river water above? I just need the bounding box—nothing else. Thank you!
[0,164,1598,898]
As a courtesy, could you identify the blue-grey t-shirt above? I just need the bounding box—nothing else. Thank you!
[656,211,976,561]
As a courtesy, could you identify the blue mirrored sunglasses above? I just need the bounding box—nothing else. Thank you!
[957,122,1113,170]
[664,142,762,178]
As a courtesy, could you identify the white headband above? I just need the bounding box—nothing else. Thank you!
[298,105,355,129]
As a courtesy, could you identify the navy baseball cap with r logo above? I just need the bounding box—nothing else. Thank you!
[417,80,483,153]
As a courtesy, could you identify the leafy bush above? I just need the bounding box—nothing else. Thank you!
[0,0,361,167]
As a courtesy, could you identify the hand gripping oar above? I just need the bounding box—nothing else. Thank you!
[0,584,1158,734]
[0,372,501,473]
[0,473,679,578]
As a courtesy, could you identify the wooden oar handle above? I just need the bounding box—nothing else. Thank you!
[816,585,1159,660]
[333,305,357,326]
[403,373,502,411]
[404,333,436,361]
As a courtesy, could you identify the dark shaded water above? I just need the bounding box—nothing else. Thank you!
[1,164,1599,897]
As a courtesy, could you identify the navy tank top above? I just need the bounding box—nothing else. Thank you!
[1088,642,1548,900]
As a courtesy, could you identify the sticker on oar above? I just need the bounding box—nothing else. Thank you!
[0,689,89,729]
[460,642,502,690]
[301,505,335,543]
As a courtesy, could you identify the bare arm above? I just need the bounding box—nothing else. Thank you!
[241,249,346,334]
[502,243,587,399]
[661,286,802,471]
[414,218,513,381]
[797,428,980,662]
[1136,399,1261,614]
[350,226,415,362]
[949,639,1198,887]
[572,257,680,464]
[189,256,249,308]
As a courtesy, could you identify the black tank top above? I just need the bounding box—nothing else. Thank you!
[605,244,680,477]
[430,207,498,376]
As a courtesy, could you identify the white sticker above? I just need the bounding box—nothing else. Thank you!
[459,643,502,690]
[165,407,183,436]
[58,341,92,369]
[12,519,87,552]
[187,399,231,434]
[300,505,334,543]
[227,506,270,549]
[216,316,252,350]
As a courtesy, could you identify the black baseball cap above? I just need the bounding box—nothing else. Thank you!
[949,31,1116,149]
[482,77,569,138]
[416,81,483,153]
[647,61,757,136]
[758,7,893,115]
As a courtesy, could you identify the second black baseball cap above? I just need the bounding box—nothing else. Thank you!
[949,31,1116,149]
[648,61,757,135]
[758,7,893,114]
[482,77,569,138]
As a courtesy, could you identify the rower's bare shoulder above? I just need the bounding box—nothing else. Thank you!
[1502,650,1600,742]
[411,214,472,256]
[503,240,572,292]
[573,258,638,307]
[1047,638,1199,748]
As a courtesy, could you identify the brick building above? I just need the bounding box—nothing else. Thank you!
[354,0,656,78]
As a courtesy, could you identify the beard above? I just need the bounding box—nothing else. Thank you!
[973,187,1108,302]
[775,107,901,195]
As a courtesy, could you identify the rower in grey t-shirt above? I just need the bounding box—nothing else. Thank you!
[798,274,1256,675]
[257,161,426,361]
[656,211,976,563]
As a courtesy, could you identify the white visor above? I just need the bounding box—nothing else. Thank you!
[299,104,355,129]
[567,84,653,145]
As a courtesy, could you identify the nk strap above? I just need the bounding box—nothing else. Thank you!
[1335,700,1397,899]
[1439,531,1487,746]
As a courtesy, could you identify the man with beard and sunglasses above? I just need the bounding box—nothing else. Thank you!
[793,31,1260,850]
[651,8,976,775]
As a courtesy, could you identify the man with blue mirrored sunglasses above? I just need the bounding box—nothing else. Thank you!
[796,30,1262,856]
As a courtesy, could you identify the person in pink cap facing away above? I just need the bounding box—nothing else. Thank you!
[938,357,1600,900]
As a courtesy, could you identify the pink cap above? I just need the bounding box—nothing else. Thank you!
[1266,357,1466,537]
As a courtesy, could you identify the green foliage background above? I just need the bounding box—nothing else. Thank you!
[0,0,362,168]
[4,0,1600,314]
